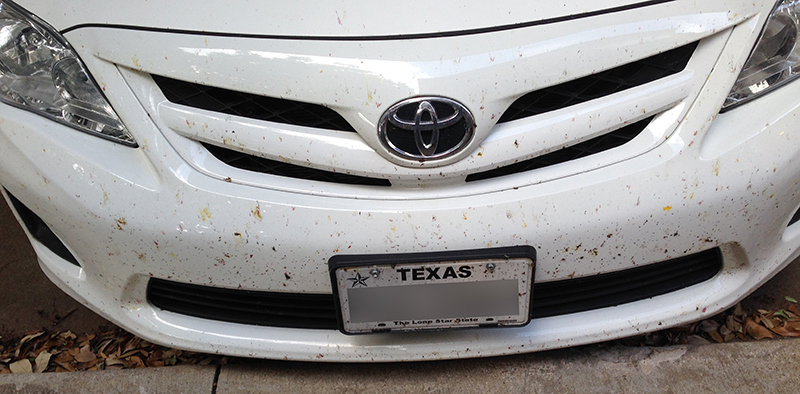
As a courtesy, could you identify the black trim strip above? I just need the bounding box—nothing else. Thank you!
[61,0,675,40]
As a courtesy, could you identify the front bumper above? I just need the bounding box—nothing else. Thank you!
[3,3,800,361]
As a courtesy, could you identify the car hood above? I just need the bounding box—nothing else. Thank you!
[21,0,664,38]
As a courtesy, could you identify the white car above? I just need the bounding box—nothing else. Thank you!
[1,0,799,361]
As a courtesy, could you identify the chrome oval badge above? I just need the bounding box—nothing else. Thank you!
[378,97,475,161]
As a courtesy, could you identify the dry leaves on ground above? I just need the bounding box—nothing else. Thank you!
[620,297,800,347]
[0,328,229,374]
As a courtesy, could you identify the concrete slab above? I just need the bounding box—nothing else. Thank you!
[0,365,218,394]
[216,338,800,393]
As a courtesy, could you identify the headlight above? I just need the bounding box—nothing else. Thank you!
[724,0,800,110]
[0,1,135,146]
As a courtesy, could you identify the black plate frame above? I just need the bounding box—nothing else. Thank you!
[328,246,537,335]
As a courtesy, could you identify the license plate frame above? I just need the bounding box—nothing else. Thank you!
[328,246,536,334]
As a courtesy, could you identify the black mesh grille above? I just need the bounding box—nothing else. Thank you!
[148,279,337,329]
[466,116,653,182]
[499,42,698,123]
[153,75,356,132]
[147,248,722,329]
[203,143,391,187]
[531,248,722,318]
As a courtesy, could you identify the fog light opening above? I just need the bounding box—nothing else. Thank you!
[4,189,81,267]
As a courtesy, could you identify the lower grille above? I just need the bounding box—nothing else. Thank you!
[147,248,722,329]
[148,280,337,329]
[531,248,722,318]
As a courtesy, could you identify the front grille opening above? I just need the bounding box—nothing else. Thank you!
[531,247,722,318]
[5,190,80,267]
[147,247,722,329]
[499,42,697,123]
[153,75,356,132]
[203,143,392,187]
[148,279,337,329]
[466,116,653,182]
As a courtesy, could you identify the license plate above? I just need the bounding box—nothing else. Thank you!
[328,246,535,334]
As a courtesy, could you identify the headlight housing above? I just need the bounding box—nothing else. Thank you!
[724,0,800,110]
[0,1,135,146]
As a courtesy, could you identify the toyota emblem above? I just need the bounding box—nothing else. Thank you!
[378,97,475,161]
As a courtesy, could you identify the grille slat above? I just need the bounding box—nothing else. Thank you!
[203,143,392,187]
[498,42,697,123]
[466,116,653,182]
[147,248,723,329]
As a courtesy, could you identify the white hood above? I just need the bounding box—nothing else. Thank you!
[21,0,666,37]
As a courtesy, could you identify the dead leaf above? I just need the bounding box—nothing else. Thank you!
[58,331,76,341]
[760,316,778,329]
[9,359,32,374]
[726,315,743,333]
[162,349,179,366]
[745,318,775,340]
[123,337,142,354]
[15,331,45,357]
[73,345,96,363]
[698,320,719,333]
[733,303,745,318]
[708,331,724,343]
[18,331,44,347]
[34,351,51,373]
[769,325,800,337]
[128,355,145,369]
[96,339,113,357]
[77,334,95,348]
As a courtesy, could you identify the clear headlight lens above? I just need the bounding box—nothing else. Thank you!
[0,1,135,146]
[724,0,800,110]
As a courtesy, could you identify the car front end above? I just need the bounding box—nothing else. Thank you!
[2,0,800,361]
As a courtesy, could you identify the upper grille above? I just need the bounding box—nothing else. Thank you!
[153,75,356,132]
[147,247,722,330]
[156,42,696,185]
[498,42,698,123]
[466,116,653,182]
[153,42,696,132]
